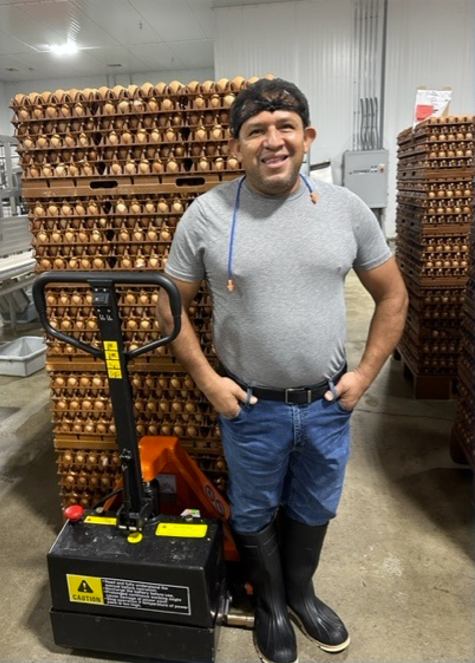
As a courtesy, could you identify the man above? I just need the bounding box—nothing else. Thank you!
[157,78,408,663]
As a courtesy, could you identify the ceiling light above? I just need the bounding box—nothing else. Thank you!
[48,42,79,56]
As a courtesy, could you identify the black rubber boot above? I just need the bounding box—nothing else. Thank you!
[280,514,350,653]
[234,519,298,663]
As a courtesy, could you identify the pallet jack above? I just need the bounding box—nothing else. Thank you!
[32,271,253,663]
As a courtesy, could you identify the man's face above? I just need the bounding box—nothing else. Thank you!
[229,109,316,196]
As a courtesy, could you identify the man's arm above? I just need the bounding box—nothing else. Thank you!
[157,276,254,418]
[326,256,409,410]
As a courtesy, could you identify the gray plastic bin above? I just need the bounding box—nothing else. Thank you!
[0,336,46,377]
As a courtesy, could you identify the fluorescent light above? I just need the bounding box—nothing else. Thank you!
[48,42,79,56]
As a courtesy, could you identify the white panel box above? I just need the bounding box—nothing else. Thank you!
[343,149,389,208]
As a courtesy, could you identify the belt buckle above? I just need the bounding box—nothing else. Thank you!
[284,387,312,404]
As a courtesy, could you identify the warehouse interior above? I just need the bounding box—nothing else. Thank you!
[0,2,474,663]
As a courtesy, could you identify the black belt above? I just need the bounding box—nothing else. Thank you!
[218,364,347,405]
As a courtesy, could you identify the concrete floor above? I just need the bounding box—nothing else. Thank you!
[0,270,473,663]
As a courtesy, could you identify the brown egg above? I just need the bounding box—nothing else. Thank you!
[201,80,215,95]
[155,82,168,96]
[223,93,236,108]
[216,77,229,92]
[226,156,240,170]
[209,94,221,108]
[193,95,206,109]
[186,80,200,94]
[141,82,154,96]
[161,98,174,111]
[152,158,164,173]
[149,128,160,143]
[168,80,183,95]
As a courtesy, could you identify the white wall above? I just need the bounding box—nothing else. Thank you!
[214,0,355,185]
[0,82,9,135]
[214,0,475,238]
[384,0,475,238]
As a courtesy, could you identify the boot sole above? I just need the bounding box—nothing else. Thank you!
[253,632,299,663]
[288,609,351,654]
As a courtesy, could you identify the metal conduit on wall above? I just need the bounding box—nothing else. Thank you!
[352,0,387,152]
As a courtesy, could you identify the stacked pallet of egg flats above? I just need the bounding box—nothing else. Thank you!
[395,115,474,399]
[450,182,475,469]
[12,75,267,508]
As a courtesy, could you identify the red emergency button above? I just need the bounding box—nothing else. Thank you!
[64,504,85,522]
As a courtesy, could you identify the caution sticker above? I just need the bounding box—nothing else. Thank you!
[66,574,191,614]
[156,522,208,538]
[103,340,122,379]
[67,574,104,604]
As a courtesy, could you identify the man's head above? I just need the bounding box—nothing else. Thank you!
[229,77,311,139]
[229,78,316,197]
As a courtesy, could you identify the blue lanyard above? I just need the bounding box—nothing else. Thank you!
[226,173,317,291]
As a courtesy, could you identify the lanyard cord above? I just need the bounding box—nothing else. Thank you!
[226,173,318,292]
[227,175,246,291]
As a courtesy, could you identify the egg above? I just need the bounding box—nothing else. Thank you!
[216,77,229,92]
[223,93,236,108]
[231,75,245,91]
[201,80,215,95]
[168,80,183,95]
[187,80,200,94]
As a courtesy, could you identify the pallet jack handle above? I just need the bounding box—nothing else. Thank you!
[32,270,182,532]
[32,270,182,360]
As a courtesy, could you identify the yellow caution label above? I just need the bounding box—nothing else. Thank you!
[84,515,117,526]
[67,574,104,604]
[103,341,122,379]
[156,522,208,538]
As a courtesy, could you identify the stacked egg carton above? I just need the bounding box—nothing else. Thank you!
[12,76,262,508]
[450,191,475,467]
[395,115,474,398]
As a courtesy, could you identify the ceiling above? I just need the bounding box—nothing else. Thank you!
[0,0,303,84]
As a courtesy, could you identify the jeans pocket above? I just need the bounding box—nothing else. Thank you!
[221,407,243,422]
[334,399,354,414]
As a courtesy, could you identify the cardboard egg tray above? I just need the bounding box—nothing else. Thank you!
[56,447,122,509]
[405,309,462,340]
[36,281,212,361]
[56,445,228,510]
[50,371,221,444]
[27,190,200,272]
[11,77,263,183]
[397,117,474,180]
[396,179,473,208]
[404,281,466,312]
[451,407,475,465]
[397,116,475,144]
[396,202,472,233]
[397,333,461,376]
[396,245,471,286]
[48,359,224,482]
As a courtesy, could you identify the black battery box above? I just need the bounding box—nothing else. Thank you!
[48,513,226,662]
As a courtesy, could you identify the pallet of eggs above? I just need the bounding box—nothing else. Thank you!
[450,199,475,467]
[395,115,474,398]
[11,76,268,508]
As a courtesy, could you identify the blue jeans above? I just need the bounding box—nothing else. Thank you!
[218,384,352,533]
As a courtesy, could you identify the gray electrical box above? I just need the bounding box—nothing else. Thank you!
[343,149,389,208]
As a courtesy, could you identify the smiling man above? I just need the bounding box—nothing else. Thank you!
[158,78,408,663]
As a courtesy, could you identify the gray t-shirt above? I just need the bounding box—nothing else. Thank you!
[165,177,392,388]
